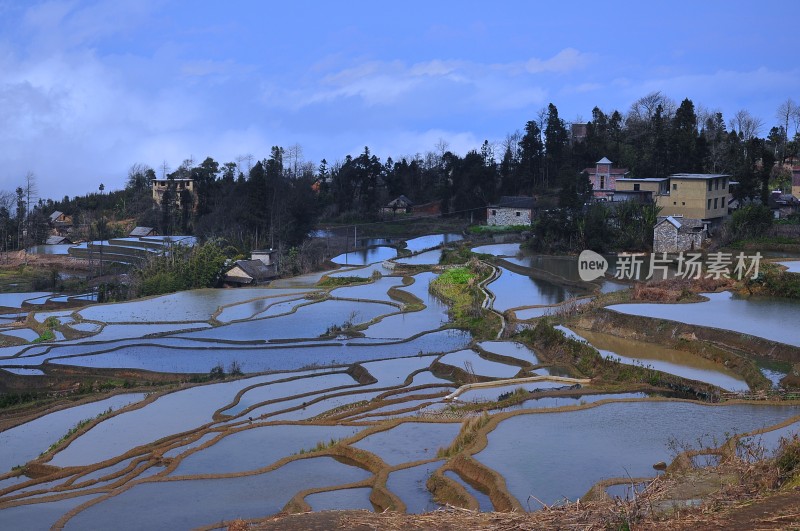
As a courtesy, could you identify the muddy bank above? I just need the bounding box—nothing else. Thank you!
[571,308,797,390]
[579,308,800,363]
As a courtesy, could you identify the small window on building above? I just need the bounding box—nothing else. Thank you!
[673,183,678,191]
[491,210,497,216]
[673,202,677,205]
[721,197,726,207]
[715,179,719,190]
[633,183,640,191]
[682,202,685,206]
[516,211,521,217]
[714,198,718,209]
[600,176,606,189]
[707,181,712,192]
[707,199,712,210]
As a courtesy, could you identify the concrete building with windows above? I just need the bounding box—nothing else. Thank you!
[152,178,198,210]
[616,173,732,228]
[656,174,731,222]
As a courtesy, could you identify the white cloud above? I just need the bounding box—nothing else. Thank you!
[268,49,585,111]
[523,48,592,74]
[22,0,156,51]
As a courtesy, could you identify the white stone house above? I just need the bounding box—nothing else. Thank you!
[486,196,535,226]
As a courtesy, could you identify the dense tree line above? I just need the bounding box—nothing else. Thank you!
[1,93,798,255]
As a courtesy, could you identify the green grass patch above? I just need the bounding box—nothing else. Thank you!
[738,262,800,299]
[438,245,490,265]
[0,266,58,293]
[0,391,48,410]
[316,276,369,288]
[467,224,530,234]
[32,329,55,343]
[429,261,501,339]
[436,267,472,285]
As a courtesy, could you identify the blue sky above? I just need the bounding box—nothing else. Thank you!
[1,0,798,200]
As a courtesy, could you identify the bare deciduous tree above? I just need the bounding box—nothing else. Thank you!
[285,143,304,178]
[236,154,253,176]
[628,91,676,123]
[502,130,522,161]
[729,109,764,142]
[776,98,799,161]
[435,138,449,158]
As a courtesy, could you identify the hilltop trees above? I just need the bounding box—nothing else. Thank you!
[8,91,794,259]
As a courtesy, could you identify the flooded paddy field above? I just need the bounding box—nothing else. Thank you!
[352,422,461,465]
[557,326,749,391]
[608,291,800,347]
[305,487,375,511]
[62,456,371,530]
[3,233,800,525]
[476,401,800,507]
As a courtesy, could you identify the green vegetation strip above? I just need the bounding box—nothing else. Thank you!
[429,260,501,339]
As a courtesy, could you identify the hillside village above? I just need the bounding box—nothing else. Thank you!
[1,94,798,289]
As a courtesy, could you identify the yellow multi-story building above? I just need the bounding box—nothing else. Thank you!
[614,177,669,196]
[792,168,800,199]
[616,173,731,223]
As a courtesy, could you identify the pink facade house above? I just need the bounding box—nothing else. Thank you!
[583,157,629,199]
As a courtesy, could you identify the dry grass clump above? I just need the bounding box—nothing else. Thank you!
[632,276,734,302]
[339,488,674,531]
[437,412,490,458]
[632,284,680,302]
[227,519,249,531]
[242,438,800,530]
